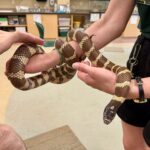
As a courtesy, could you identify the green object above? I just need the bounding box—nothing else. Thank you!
[0,18,8,25]
[44,40,55,47]
[35,21,54,47]
[35,21,44,39]
[0,18,7,21]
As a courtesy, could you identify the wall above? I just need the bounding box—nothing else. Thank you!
[70,0,109,11]
[0,0,109,11]
[0,0,49,8]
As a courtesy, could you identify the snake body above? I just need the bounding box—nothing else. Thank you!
[6,41,78,90]
[6,29,132,124]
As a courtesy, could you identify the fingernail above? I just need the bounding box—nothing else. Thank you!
[72,63,79,69]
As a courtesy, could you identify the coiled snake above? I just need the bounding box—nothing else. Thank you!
[6,29,132,125]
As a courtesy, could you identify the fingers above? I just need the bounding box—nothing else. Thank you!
[82,60,90,65]
[5,59,11,76]
[27,33,44,45]
[15,31,44,45]
[76,70,94,86]
[73,61,95,86]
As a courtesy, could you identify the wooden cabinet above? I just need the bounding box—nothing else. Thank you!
[26,14,58,39]
[42,15,58,39]
[26,14,39,37]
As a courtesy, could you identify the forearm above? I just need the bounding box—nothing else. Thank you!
[72,0,135,52]
[0,30,44,55]
[26,0,135,73]
[25,50,60,73]
[103,75,150,100]
[71,12,131,56]
[85,18,124,50]
[25,21,128,73]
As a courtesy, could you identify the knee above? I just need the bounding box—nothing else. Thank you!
[123,136,146,150]
[123,140,135,150]
[0,124,26,150]
[0,124,15,141]
[0,124,13,133]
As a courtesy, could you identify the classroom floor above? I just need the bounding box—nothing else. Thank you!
[0,37,136,150]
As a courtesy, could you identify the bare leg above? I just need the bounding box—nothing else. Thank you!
[0,124,26,150]
[121,121,150,150]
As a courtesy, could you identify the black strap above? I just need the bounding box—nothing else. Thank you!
[135,77,145,102]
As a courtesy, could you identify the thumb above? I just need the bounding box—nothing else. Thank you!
[72,62,91,74]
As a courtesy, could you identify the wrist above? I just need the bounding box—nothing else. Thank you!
[47,50,60,67]
[11,31,23,44]
[135,77,145,102]
[127,79,139,99]
[128,78,146,101]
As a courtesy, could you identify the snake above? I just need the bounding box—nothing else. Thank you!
[6,29,132,125]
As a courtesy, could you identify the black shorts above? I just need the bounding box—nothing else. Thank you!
[117,34,150,127]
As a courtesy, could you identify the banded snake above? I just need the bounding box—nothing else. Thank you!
[6,29,132,125]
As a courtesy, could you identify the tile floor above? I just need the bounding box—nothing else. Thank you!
[0,37,135,150]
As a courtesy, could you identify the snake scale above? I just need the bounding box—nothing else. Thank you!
[6,29,132,125]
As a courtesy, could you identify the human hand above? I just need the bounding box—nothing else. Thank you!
[72,61,116,95]
[0,30,44,55]
[5,35,81,74]
[25,50,60,73]
[24,40,82,73]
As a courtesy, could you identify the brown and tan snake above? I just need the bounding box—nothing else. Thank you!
[6,29,132,125]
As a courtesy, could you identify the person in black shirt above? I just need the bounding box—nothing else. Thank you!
[22,0,150,149]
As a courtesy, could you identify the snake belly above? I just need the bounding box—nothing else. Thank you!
[67,29,132,125]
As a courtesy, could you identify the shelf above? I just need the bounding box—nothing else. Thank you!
[58,25,71,27]
[0,25,27,27]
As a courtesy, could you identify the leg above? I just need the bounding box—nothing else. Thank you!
[0,124,26,150]
[121,121,150,150]
[144,120,150,148]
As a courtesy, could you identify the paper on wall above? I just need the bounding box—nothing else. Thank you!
[130,15,139,24]
[16,27,26,32]
[33,14,42,23]
[90,13,100,22]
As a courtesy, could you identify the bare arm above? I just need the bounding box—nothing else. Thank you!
[84,0,136,49]
[25,0,150,100]
[0,30,44,55]
[25,0,135,73]
[72,62,150,99]
[72,0,150,100]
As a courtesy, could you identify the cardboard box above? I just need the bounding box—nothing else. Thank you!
[24,125,87,150]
